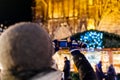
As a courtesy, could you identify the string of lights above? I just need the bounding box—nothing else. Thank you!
[80,31,103,49]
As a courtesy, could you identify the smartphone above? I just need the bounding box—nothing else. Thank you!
[59,40,68,48]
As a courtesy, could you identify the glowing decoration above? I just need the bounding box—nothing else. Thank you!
[80,31,103,49]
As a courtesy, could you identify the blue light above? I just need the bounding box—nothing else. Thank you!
[80,31,103,49]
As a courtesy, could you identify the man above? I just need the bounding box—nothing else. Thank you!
[0,22,62,80]
[96,61,105,80]
[0,22,97,80]
[107,64,117,80]
[63,57,70,80]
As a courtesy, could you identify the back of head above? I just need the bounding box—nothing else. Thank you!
[0,22,54,80]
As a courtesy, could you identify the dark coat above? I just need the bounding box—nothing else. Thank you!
[107,65,116,80]
[63,60,70,72]
[63,60,70,80]
[96,62,105,80]
[71,49,97,80]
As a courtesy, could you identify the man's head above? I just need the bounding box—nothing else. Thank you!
[0,22,54,79]
[98,61,102,66]
[64,57,68,61]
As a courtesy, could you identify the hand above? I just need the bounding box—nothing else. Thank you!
[70,48,81,56]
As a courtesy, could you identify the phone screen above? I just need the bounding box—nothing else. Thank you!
[59,40,67,48]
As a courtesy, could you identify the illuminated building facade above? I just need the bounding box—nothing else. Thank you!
[32,0,120,39]
[32,0,120,73]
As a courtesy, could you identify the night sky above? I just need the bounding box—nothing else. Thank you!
[0,0,33,26]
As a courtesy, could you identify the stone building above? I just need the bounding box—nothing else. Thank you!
[32,0,120,39]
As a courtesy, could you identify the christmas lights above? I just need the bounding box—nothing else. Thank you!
[80,31,103,49]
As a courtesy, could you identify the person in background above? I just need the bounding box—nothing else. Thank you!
[63,57,70,80]
[107,64,117,80]
[96,61,105,80]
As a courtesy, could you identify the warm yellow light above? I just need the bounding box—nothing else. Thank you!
[88,24,95,30]
[87,18,95,30]
[89,0,93,5]
[53,13,59,18]
[69,13,73,17]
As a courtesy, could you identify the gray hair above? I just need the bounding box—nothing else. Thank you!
[0,22,54,80]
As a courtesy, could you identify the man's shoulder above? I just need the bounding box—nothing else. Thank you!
[30,70,63,80]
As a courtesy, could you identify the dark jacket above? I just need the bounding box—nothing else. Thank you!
[63,60,70,80]
[70,49,97,80]
[107,65,116,80]
[96,62,105,80]
[63,60,70,73]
